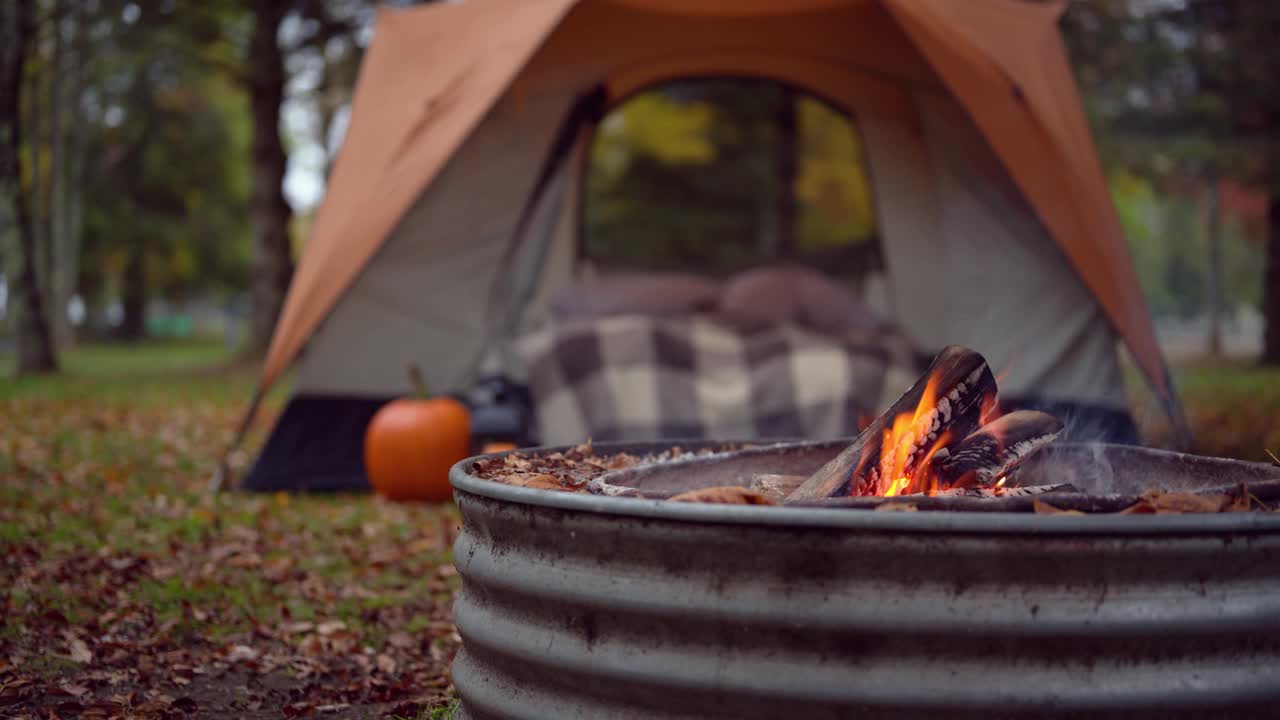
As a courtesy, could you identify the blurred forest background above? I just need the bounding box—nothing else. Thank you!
[2,0,1279,374]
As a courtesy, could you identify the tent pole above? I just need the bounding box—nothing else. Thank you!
[208,386,265,493]
[1159,365,1194,452]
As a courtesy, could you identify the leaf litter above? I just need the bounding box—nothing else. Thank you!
[1,374,461,718]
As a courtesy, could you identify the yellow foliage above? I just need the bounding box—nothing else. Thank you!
[596,93,716,169]
[794,98,876,250]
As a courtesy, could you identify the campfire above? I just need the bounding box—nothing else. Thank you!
[471,345,1280,514]
[789,345,1062,500]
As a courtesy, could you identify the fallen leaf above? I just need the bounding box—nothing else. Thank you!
[67,637,93,664]
[405,537,438,555]
[207,544,247,564]
[669,486,776,505]
[298,635,326,657]
[283,701,316,717]
[503,473,568,491]
[134,699,173,714]
[326,629,360,654]
[315,620,347,636]
[1121,491,1232,514]
[386,632,415,649]
[226,645,259,663]
[1033,498,1085,515]
[263,555,294,580]
[1223,489,1253,512]
[226,551,263,568]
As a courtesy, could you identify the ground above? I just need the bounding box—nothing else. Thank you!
[1,342,460,719]
[2,341,1279,719]
[1127,357,1280,463]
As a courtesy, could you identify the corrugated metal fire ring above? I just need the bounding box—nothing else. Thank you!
[448,442,1280,720]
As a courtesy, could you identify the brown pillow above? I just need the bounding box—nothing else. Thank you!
[551,272,722,320]
[718,264,883,336]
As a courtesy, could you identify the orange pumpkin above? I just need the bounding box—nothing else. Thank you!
[364,366,471,503]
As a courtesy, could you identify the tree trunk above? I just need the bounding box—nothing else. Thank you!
[48,0,71,348]
[775,90,798,258]
[1263,191,1280,365]
[28,3,47,308]
[1204,175,1222,359]
[246,0,294,356]
[758,89,798,260]
[59,0,88,346]
[2,0,58,373]
[117,245,146,342]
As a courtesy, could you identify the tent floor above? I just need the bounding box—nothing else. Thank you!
[242,394,392,493]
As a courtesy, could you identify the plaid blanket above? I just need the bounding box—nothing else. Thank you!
[514,314,922,446]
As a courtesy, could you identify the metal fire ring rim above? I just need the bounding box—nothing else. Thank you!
[451,441,1280,536]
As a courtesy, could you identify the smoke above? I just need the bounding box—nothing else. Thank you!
[1017,441,1117,495]
[1078,441,1117,495]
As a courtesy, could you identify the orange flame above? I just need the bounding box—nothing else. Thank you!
[980,389,1002,425]
[870,372,956,497]
[858,360,1028,497]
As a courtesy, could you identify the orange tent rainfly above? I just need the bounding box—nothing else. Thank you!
[223,0,1188,493]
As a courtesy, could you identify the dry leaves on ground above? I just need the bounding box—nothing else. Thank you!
[1,369,461,718]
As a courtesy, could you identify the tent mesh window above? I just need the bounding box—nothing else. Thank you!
[582,79,883,288]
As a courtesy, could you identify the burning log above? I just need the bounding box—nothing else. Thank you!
[933,411,1064,488]
[787,346,1062,503]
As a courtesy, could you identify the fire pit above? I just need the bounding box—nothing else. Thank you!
[447,348,1280,719]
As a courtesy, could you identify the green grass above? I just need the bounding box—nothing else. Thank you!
[1168,359,1280,395]
[0,338,256,401]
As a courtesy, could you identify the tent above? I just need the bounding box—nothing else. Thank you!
[229,0,1189,493]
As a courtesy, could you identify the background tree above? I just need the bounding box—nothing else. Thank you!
[1063,0,1279,364]
[2,0,58,373]
[1,0,380,360]
[67,1,252,340]
[243,0,375,355]
[244,0,290,356]
[1197,1,1280,364]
